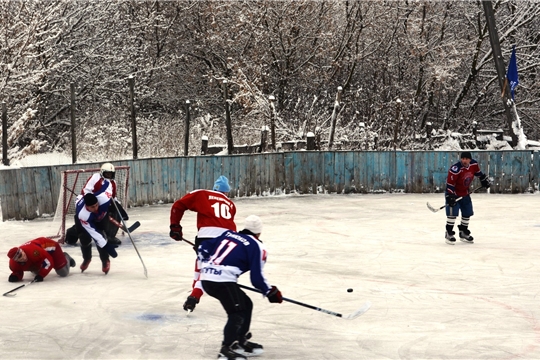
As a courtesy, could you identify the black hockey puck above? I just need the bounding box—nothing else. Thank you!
[347,288,353,293]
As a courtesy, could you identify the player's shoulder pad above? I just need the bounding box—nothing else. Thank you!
[449,162,461,174]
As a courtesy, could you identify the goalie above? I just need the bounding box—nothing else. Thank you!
[65,163,128,246]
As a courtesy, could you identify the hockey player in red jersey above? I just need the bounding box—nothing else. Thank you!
[169,175,237,312]
[7,237,76,282]
[444,151,491,245]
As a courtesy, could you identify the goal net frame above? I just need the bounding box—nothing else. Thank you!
[52,166,130,243]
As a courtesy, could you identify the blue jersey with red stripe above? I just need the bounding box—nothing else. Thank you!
[198,230,272,295]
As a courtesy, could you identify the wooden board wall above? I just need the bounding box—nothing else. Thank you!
[0,151,537,220]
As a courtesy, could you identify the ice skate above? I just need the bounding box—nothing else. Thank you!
[218,343,247,360]
[458,225,474,243]
[64,252,76,267]
[183,296,199,312]
[445,230,456,245]
[80,259,91,272]
[233,335,264,357]
[102,260,111,274]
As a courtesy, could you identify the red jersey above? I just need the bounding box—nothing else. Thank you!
[170,189,236,238]
[8,238,61,281]
[446,159,484,197]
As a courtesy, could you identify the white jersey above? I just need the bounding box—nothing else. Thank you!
[75,173,117,204]
[75,197,109,248]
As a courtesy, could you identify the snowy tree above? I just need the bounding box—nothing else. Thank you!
[1,0,540,162]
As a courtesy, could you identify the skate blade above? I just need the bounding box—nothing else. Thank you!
[235,348,264,357]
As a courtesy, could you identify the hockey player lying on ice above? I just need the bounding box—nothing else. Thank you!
[7,237,76,282]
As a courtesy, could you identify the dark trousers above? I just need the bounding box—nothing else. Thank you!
[69,204,122,246]
[75,215,113,265]
[201,281,253,347]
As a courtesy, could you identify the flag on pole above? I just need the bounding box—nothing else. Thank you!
[506,45,519,100]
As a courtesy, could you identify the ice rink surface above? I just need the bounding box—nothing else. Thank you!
[1,192,539,360]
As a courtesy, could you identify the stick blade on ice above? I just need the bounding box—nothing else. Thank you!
[426,202,440,213]
[345,301,371,320]
[127,221,141,233]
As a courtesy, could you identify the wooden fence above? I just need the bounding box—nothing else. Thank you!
[0,150,538,221]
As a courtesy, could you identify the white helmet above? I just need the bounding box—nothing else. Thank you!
[244,215,263,234]
[100,163,115,179]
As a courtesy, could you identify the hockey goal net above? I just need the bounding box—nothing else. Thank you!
[52,166,130,243]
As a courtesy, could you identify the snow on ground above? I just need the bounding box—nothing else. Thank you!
[0,193,539,359]
[0,152,85,168]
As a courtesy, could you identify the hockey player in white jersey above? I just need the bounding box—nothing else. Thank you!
[65,163,128,246]
[75,193,119,274]
[198,215,283,360]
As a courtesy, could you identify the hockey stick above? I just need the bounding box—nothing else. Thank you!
[182,237,195,246]
[127,221,140,233]
[108,217,141,234]
[181,237,371,319]
[180,237,371,319]
[237,284,371,320]
[426,186,484,213]
[111,200,148,279]
[3,279,36,297]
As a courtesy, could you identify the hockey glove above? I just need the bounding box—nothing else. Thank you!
[480,174,491,188]
[8,274,19,283]
[103,243,118,258]
[169,224,183,241]
[446,193,457,207]
[267,286,283,303]
[34,275,44,282]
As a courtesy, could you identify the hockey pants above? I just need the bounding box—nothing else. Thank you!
[75,217,112,265]
[201,281,253,347]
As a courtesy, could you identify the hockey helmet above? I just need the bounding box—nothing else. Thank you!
[100,163,115,179]
[243,215,263,235]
